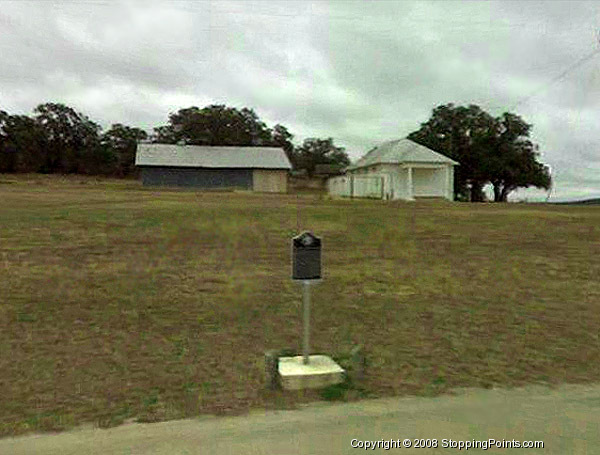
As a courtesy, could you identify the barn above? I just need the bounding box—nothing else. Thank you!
[328,138,458,201]
[135,143,292,193]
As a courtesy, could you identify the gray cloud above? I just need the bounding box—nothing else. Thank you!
[1,0,600,200]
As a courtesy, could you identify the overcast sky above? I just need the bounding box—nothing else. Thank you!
[2,1,600,200]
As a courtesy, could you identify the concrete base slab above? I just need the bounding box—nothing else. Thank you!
[278,355,345,390]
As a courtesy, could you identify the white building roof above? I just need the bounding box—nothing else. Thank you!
[135,144,292,170]
[348,138,458,170]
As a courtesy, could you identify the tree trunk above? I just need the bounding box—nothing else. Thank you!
[499,185,514,202]
[492,182,501,202]
[470,181,485,202]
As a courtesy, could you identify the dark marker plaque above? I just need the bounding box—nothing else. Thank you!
[292,231,322,280]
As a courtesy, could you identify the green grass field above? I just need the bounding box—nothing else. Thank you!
[1,174,600,436]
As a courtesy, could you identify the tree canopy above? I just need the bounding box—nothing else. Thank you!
[294,138,350,177]
[270,124,295,166]
[101,123,148,177]
[153,105,273,147]
[0,111,45,173]
[408,103,551,201]
[33,103,106,174]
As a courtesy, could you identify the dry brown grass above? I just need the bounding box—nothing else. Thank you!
[1,174,600,436]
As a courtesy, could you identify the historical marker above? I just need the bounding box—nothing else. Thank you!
[291,231,321,365]
[292,231,321,280]
[277,231,344,389]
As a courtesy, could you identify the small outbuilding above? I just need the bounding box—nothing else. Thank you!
[135,143,292,193]
[328,138,458,201]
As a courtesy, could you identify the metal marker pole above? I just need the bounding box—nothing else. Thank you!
[302,280,310,365]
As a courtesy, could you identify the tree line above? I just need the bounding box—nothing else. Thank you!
[0,101,550,202]
[0,102,350,178]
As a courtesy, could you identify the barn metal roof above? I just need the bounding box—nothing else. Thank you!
[347,138,458,170]
[135,144,292,170]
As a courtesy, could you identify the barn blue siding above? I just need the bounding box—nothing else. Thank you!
[140,167,253,189]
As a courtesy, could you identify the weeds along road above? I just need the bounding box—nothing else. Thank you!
[1,383,598,455]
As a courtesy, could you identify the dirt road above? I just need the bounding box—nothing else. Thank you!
[1,383,598,454]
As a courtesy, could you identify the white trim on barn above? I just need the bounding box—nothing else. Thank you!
[328,139,458,201]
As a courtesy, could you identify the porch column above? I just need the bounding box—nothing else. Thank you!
[406,166,414,200]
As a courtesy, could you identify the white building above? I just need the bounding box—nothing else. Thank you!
[328,138,458,201]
